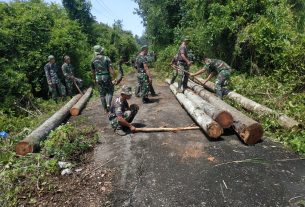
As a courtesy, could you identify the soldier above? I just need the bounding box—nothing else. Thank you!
[170,54,179,84]
[177,37,192,93]
[62,55,83,96]
[190,58,232,99]
[44,55,65,99]
[91,45,116,113]
[108,85,139,136]
[135,45,153,103]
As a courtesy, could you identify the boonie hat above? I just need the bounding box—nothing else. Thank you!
[121,85,132,96]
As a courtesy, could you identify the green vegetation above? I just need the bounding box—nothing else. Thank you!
[134,0,305,154]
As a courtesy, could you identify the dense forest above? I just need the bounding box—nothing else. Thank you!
[134,0,305,152]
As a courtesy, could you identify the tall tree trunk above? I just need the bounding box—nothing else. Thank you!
[16,94,82,156]
[188,81,264,144]
[167,80,223,138]
[195,78,301,129]
[70,87,92,116]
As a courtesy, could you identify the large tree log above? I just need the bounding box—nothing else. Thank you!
[166,80,223,138]
[16,94,82,156]
[183,87,233,128]
[195,78,301,129]
[188,81,263,144]
[70,87,93,116]
[135,126,200,132]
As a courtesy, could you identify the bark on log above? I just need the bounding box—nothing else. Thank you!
[182,87,233,128]
[70,87,93,116]
[16,94,82,156]
[195,78,301,129]
[134,126,200,132]
[188,81,263,144]
[166,80,223,138]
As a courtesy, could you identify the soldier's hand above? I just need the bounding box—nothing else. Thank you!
[112,79,118,85]
[130,125,136,132]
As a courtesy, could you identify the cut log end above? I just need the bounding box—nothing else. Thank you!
[215,111,234,128]
[70,108,80,116]
[240,123,264,145]
[207,122,223,139]
[16,141,33,156]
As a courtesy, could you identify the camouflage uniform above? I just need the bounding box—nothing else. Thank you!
[135,54,149,100]
[170,54,179,84]
[177,44,190,91]
[44,62,65,99]
[205,59,232,99]
[108,97,138,130]
[62,63,83,96]
[91,54,114,111]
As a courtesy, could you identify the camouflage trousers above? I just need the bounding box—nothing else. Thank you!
[48,82,66,99]
[215,69,231,99]
[97,75,114,111]
[137,72,149,99]
[65,78,83,96]
[177,62,189,91]
[170,68,178,84]
[109,104,139,129]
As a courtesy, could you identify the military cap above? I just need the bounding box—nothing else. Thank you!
[141,45,148,51]
[182,37,191,42]
[48,55,55,61]
[64,55,70,61]
[93,45,104,54]
[121,85,132,96]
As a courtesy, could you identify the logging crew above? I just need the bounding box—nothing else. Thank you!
[135,45,153,103]
[91,45,116,113]
[191,58,232,99]
[109,85,139,136]
[170,54,179,84]
[44,55,66,99]
[177,37,192,93]
[62,55,83,96]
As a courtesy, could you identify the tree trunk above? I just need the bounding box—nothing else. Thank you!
[195,78,301,129]
[167,80,223,138]
[188,81,263,144]
[70,87,93,116]
[16,94,82,156]
[135,126,200,132]
[183,86,233,128]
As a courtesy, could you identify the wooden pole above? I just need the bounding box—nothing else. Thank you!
[134,126,200,132]
[70,87,93,116]
[166,80,223,138]
[16,94,82,156]
[73,78,83,95]
[195,78,301,129]
[188,81,264,144]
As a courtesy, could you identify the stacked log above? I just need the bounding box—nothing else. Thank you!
[188,81,264,144]
[16,94,82,156]
[195,78,300,129]
[166,80,223,138]
[70,87,93,116]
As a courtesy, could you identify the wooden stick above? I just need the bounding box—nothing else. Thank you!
[134,126,200,132]
[73,78,83,95]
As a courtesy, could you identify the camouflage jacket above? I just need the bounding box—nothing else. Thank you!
[110,97,129,117]
[135,54,147,73]
[205,59,231,74]
[62,63,74,80]
[177,44,189,62]
[44,63,59,84]
[91,55,112,77]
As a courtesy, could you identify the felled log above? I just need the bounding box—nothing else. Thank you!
[188,81,263,144]
[195,78,301,129]
[70,87,93,116]
[166,80,223,138]
[134,126,200,132]
[16,94,82,156]
[183,88,233,128]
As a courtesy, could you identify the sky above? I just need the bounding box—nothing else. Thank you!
[1,0,145,36]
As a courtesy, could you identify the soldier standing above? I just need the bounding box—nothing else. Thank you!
[177,38,192,93]
[44,55,65,99]
[170,54,179,84]
[62,55,83,96]
[191,58,232,99]
[108,85,139,136]
[135,45,153,103]
[91,45,116,113]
